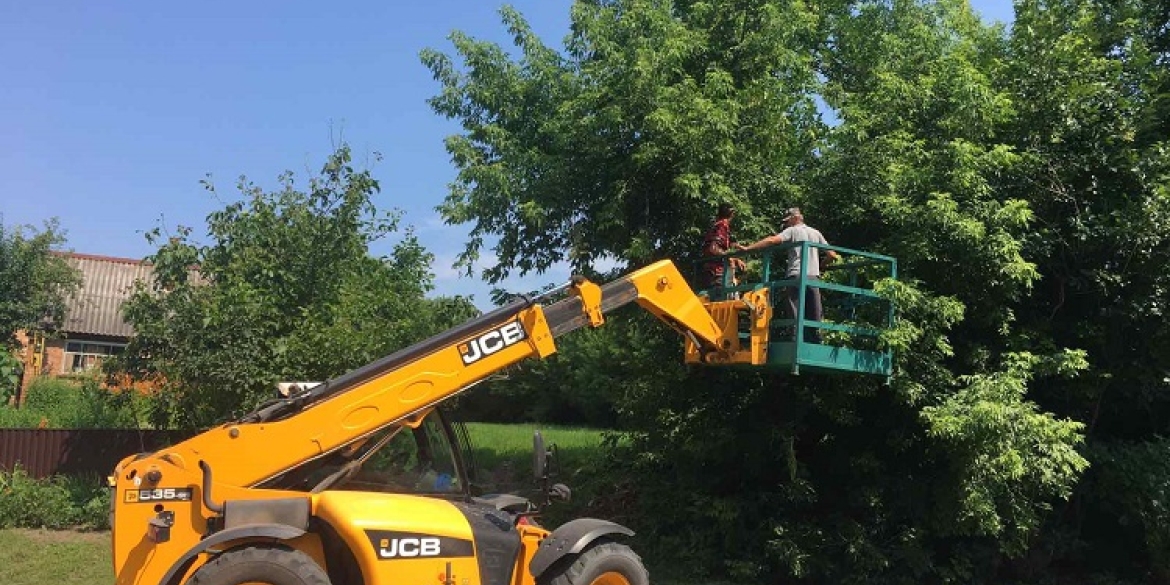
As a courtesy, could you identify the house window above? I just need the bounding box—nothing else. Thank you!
[63,341,126,373]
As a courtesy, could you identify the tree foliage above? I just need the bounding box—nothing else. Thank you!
[113,146,478,428]
[1004,0,1170,581]
[421,0,822,281]
[0,220,80,402]
[421,0,1164,582]
[0,219,80,349]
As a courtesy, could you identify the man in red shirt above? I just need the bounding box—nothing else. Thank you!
[701,203,746,290]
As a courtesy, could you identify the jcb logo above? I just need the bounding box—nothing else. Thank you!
[379,537,441,558]
[459,321,526,365]
[365,530,474,561]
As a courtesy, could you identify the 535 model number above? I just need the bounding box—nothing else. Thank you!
[124,488,193,503]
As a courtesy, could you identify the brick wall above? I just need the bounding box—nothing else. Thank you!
[15,335,95,404]
[42,339,65,377]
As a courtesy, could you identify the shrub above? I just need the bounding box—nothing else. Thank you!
[0,351,20,405]
[2,376,148,429]
[0,466,110,530]
[0,404,44,427]
[62,473,113,530]
[21,377,80,419]
[0,465,108,530]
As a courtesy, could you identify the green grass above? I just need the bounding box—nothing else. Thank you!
[465,422,611,475]
[0,529,112,585]
[463,423,620,497]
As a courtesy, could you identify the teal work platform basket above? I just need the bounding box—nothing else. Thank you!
[696,242,896,378]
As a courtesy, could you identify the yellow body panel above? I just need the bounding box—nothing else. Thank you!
[314,491,532,585]
[110,463,324,585]
[513,525,548,585]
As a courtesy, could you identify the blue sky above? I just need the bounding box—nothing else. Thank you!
[1,0,1014,308]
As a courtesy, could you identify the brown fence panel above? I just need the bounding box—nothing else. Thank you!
[0,429,196,479]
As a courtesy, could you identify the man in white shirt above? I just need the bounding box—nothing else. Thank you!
[739,207,839,343]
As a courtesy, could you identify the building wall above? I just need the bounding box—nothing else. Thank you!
[15,333,65,405]
[14,331,37,405]
[42,339,66,379]
[15,333,137,404]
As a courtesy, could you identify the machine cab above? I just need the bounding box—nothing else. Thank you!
[257,408,475,498]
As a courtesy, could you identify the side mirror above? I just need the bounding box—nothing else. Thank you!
[533,431,547,480]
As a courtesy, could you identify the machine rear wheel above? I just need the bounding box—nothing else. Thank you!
[539,539,648,585]
[188,544,330,585]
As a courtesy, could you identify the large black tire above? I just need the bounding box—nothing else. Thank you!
[539,539,649,585]
[188,544,331,585]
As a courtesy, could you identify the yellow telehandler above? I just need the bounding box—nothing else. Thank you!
[110,246,894,585]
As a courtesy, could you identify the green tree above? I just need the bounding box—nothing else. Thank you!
[421,0,822,282]
[0,219,80,348]
[113,146,478,428]
[811,2,1094,577]
[425,1,1089,582]
[1003,0,1170,580]
[0,220,81,402]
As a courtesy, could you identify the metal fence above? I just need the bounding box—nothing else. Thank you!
[0,429,196,479]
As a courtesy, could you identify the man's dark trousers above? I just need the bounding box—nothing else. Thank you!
[785,277,823,344]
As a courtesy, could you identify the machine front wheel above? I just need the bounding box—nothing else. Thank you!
[539,539,649,585]
[188,544,330,585]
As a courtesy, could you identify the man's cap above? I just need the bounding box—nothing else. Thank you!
[781,207,802,221]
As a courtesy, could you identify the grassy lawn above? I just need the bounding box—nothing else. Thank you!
[464,422,611,486]
[0,529,112,585]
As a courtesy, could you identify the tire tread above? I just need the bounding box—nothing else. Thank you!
[541,540,648,585]
[188,544,330,585]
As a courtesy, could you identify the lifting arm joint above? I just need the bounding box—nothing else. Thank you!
[544,261,727,357]
[570,275,604,328]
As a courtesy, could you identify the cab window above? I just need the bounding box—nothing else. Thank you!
[340,416,462,495]
[256,413,463,496]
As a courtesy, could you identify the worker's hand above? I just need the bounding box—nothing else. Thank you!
[731,258,747,270]
[734,243,747,251]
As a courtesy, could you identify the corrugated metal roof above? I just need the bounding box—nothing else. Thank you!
[60,253,155,338]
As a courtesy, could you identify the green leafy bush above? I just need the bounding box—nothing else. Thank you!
[0,403,44,427]
[21,377,79,418]
[1,376,148,429]
[0,351,21,405]
[1079,439,1170,583]
[0,465,109,530]
[63,474,113,530]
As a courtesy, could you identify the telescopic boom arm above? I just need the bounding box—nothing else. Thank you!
[149,260,732,490]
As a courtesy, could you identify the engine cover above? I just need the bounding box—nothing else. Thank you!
[314,491,521,585]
